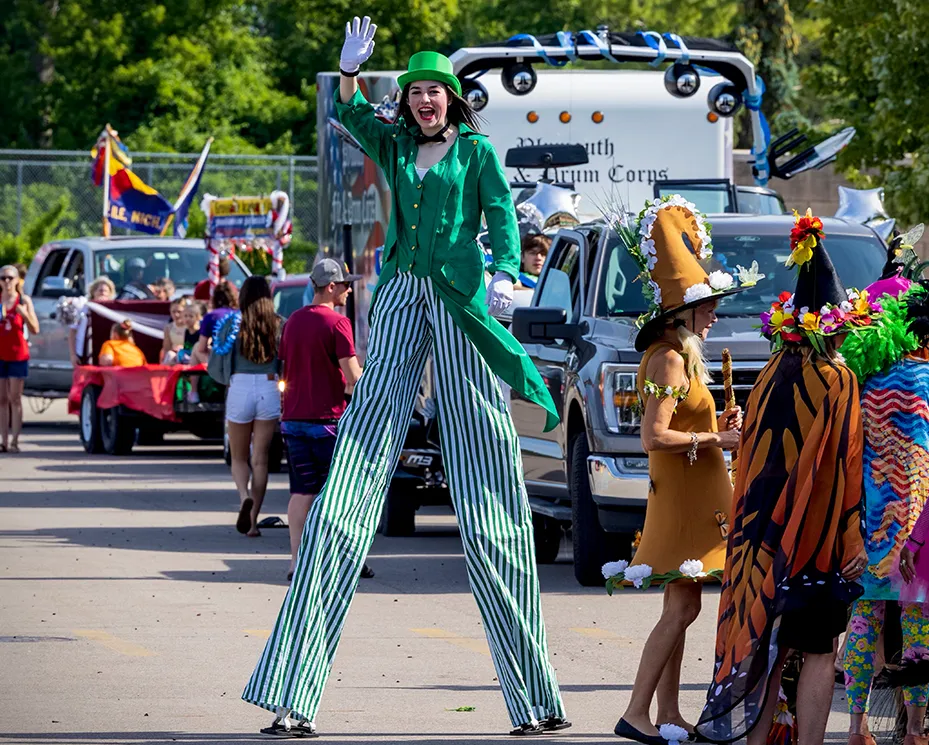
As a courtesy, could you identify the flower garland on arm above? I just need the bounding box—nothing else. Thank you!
[601,558,723,594]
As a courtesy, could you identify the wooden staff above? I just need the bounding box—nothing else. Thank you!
[721,348,737,485]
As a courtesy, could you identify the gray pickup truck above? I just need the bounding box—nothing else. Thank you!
[511,214,887,585]
[23,236,248,397]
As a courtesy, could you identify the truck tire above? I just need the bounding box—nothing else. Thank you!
[79,385,104,454]
[569,433,614,586]
[533,513,562,564]
[100,406,136,455]
[380,481,416,537]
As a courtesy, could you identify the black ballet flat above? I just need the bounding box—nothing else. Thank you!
[614,718,668,744]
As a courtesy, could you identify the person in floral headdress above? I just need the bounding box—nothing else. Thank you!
[604,196,750,745]
[696,211,880,745]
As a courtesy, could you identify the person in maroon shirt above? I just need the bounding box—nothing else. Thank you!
[279,259,372,580]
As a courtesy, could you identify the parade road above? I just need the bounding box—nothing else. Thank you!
[2,403,852,744]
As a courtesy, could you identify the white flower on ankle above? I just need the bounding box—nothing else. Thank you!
[601,560,629,579]
[623,563,653,588]
[679,559,707,578]
[659,723,690,745]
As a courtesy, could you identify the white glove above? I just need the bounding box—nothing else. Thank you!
[341,16,377,73]
[486,272,514,317]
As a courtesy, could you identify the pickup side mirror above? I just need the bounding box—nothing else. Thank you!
[39,276,78,298]
[512,307,579,345]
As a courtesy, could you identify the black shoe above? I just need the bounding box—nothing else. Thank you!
[540,716,572,732]
[360,563,375,579]
[614,718,668,744]
[509,723,545,736]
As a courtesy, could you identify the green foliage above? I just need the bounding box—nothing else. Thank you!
[0,196,75,266]
[809,0,929,225]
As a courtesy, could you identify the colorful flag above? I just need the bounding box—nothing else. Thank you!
[91,128,173,235]
[170,138,213,238]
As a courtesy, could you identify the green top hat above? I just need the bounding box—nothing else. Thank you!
[398,51,462,96]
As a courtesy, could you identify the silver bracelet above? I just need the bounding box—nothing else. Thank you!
[687,432,699,465]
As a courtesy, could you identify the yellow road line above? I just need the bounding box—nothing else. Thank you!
[74,630,156,657]
[410,628,491,657]
[244,629,272,639]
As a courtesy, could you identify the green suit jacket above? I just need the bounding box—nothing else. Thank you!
[335,88,558,431]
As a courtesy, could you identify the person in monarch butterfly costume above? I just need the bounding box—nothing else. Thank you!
[696,212,879,745]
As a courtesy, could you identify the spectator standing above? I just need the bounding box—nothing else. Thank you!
[0,264,39,453]
[225,277,281,537]
[279,259,369,580]
[67,276,115,366]
[99,320,147,367]
[191,280,238,365]
[194,256,231,302]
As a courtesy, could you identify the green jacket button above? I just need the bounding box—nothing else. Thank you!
[472,139,478,145]
[411,225,417,230]
[417,184,422,189]
[450,280,455,286]
[413,203,419,208]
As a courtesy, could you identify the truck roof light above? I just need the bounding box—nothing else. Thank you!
[502,62,537,96]
[559,111,571,123]
[592,111,604,124]
[461,79,489,112]
[664,62,701,99]
[708,82,743,118]
[527,111,539,123]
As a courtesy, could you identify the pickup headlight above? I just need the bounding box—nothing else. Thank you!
[600,363,641,435]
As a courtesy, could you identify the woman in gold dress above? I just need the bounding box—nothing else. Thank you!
[606,198,749,744]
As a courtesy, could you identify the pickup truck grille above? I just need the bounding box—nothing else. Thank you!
[707,366,763,413]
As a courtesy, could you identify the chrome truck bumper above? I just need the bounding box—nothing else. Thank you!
[586,454,649,533]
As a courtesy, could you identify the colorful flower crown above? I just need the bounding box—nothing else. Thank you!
[759,289,883,352]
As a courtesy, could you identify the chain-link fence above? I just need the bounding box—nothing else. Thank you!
[0,149,319,246]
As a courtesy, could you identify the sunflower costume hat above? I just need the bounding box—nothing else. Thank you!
[610,195,761,352]
[760,209,884,353]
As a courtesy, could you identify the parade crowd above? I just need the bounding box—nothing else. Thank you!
[5,13,929,745]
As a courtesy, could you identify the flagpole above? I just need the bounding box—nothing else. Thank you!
[102,128,112,238]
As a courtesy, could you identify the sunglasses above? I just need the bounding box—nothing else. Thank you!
[0,276,17,282]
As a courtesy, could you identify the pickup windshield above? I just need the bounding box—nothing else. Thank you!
[598,229,886,317]
[93,246,247,293]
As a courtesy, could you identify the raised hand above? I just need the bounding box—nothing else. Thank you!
[341,16,377,74]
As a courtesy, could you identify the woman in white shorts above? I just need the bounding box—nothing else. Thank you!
[224,276,281,537]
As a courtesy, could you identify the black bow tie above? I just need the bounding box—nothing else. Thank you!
[414,123,451,145]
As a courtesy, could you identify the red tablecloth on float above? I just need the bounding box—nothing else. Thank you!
[68,364,207,422]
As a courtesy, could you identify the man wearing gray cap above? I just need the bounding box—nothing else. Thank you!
[278,259,371,582]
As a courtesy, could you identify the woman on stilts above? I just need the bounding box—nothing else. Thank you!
[242,16,568,737]
[695,212,877,745]
[605,198,746,744]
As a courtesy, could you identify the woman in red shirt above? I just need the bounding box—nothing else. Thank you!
[0,265,39,453]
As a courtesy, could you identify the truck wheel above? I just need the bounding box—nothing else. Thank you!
[79,385,104,454]
[268,431,284,474]
[533,514,562,564]
[569,433,614,586]
[100,407,136,455]
[380,481,416,537]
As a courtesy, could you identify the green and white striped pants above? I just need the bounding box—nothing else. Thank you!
[243,272,565,727]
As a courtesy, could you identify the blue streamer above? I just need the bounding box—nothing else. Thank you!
[637,31,667,68]
[556,31,577,63]
[744,75,771,185]
[505,33,569,67]
[576,29,622,63]
[662,33,690,64]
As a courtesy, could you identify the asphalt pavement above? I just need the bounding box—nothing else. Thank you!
[1,401,851,744]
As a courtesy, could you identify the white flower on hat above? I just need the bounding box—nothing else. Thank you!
[648,280,662,306]
[601,560,629,579]
[783,293,796,312]
[683,283,713,305]
[799,306,810,316]
[708,271,735,291]
[659,723,690,745]
[623,564,653,588]
[679,559,707,578]
[736,261,765,287]
[840,300,853,312]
